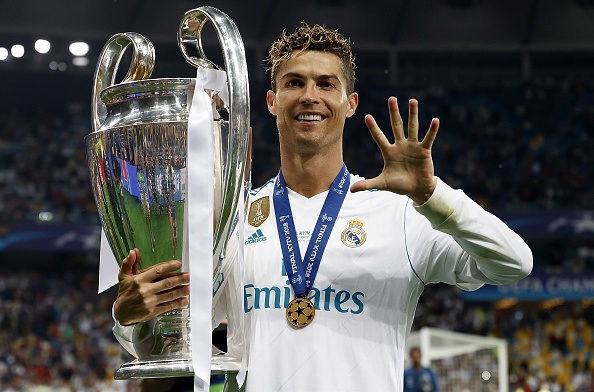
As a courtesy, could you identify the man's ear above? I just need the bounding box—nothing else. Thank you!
[346,92,358,118]
[266,90,277,116]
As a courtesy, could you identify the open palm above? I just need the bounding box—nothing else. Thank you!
[350,97,439,205]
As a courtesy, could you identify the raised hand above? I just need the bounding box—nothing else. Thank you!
[114,248,190,326]
[350,97,439,205]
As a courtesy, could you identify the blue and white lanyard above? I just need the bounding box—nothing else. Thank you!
[273,164,350,297]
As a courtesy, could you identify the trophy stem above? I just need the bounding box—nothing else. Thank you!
[114,307,240,379]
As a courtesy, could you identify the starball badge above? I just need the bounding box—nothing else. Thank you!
[286,297,316,327]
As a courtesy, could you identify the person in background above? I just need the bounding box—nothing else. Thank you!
[404,347,439,392]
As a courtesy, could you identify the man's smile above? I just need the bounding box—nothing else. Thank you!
[295,113,326,122]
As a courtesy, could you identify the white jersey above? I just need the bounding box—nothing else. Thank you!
[114,175,532,391]
[219,174,532,391]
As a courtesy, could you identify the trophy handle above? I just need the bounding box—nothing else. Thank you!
[177,7,250,261]
[92,32,155,132]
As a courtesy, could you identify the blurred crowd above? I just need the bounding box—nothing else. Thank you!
[0,264,132,391]
[0,102,98,226]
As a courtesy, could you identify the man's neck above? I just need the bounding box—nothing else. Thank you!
[280,151,344,198]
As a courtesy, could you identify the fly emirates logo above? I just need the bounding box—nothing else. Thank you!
[244,262,365,315]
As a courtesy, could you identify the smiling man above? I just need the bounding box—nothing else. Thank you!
[112,23,533,392]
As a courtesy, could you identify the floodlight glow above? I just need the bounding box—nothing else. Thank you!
[0,47,8,61]
[11,45,24,58]
[39,212,54,221]
[72,56,89,67]
[69,41,89,56]
[35,39,51,54]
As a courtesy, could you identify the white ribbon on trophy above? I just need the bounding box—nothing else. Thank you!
[187,66,224,391]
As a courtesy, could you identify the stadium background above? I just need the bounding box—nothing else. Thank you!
[1,0,593,390]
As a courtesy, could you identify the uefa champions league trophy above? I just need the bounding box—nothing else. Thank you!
[85,7,249,379]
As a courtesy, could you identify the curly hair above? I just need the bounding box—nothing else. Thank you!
[267,22,356,94]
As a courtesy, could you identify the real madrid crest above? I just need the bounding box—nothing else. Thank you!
[248,196,270,227]
[341,217,367,248]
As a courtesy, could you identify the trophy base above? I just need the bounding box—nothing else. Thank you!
[114,354,241,379]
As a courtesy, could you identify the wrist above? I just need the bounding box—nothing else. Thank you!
[113,298,134,326]
[408,177,437,206]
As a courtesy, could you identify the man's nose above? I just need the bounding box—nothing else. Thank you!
[299,81,320,104]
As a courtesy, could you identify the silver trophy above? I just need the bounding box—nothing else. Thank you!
[85,7,249,379]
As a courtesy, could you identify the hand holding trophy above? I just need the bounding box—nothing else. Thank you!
[85,6,249,385]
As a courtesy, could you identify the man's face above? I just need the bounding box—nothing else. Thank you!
[266,50,358,156]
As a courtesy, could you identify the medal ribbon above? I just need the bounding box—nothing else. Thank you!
[273,164,350,298]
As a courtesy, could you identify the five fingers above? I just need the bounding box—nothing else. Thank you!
[367,97,439,146]
[352,97,439,194]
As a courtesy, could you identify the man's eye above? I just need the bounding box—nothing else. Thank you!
[320,82,335,88]
[287,80,301,87]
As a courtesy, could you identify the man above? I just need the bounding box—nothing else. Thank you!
[404,347,439,392]
[113,23,532,391]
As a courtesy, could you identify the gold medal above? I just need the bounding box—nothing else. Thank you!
[286,297,315,327]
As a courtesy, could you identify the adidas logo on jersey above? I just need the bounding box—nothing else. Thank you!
[245,229,267,245]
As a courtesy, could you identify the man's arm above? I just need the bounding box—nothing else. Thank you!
[409,178,532,287]
[351,96,532,286]
[112,236,239,358]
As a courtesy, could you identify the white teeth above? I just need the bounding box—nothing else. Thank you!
[297,114,322,121]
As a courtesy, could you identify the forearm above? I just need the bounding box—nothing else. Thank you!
[112,254,233,358]
[414,178,533,285]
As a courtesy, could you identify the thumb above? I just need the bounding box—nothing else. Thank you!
[350,179,368,193]
[350,177,385,193]
[132,248,140,275]
[119,249,138,278]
